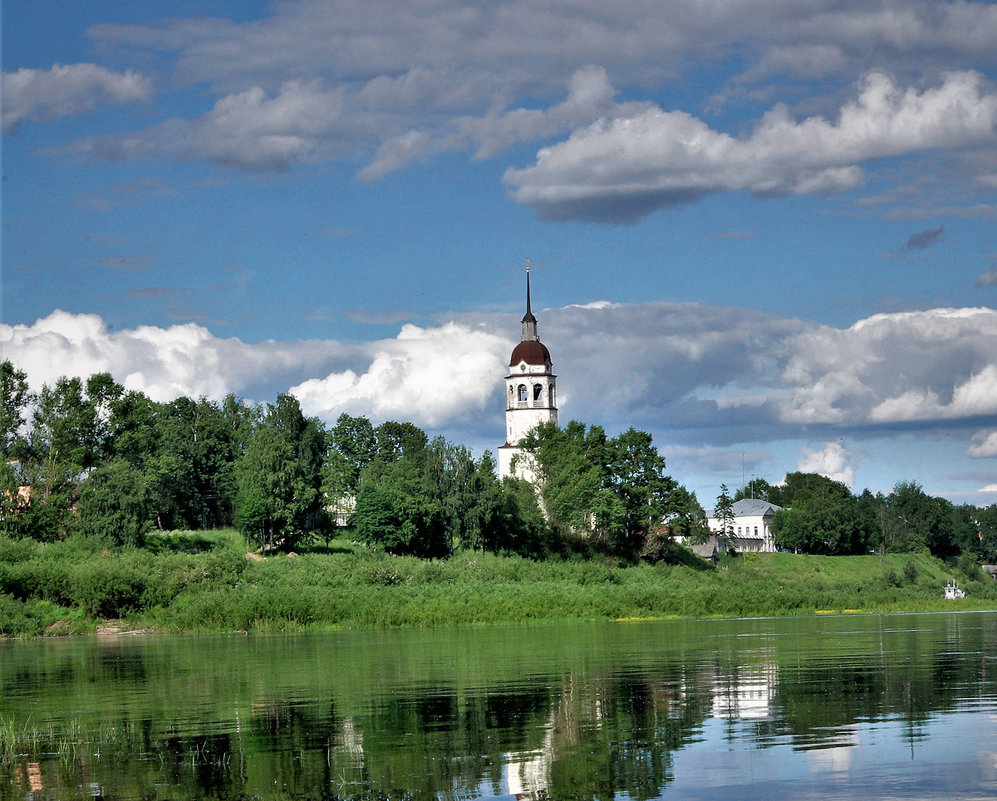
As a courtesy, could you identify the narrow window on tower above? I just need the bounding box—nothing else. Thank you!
[517,384,527,403]
[533,384,542,406]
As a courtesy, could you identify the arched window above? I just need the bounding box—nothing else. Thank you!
[517,384,527,402]
[533,383,543,403]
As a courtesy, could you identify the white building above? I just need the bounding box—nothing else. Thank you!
[706,498,782,553]
[498,265,558,482]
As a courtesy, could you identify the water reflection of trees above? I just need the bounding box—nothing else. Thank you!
[539,669,714,801]
[3,616,996,799]
[0,669,714,799]
[227,670,714,800]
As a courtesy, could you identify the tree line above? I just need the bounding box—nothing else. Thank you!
[724,472,997,565]
[5,359,992,567]
[0,361,701,562]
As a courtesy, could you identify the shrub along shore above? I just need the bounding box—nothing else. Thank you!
[3,530,996,637]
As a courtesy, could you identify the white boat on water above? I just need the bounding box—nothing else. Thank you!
[943,581,965,600]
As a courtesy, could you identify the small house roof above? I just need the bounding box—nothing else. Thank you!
[731,498,781,516]
[689,537,719,559]
[707,498,781,518]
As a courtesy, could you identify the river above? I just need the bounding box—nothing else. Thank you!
[2,612,996,799]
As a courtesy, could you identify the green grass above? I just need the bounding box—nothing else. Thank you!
[143,527,249,554]
[2,532,995,636]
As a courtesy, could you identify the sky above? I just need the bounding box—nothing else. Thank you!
[2,0,997,507]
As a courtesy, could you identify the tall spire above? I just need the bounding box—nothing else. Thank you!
[521,259,538,341]
[525,258,532,316]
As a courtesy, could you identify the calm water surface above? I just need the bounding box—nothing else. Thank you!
[2,612,996,799]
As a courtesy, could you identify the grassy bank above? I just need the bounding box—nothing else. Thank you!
[2,531,995,636]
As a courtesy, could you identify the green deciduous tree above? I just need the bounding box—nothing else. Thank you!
[354,453,448,558]
[519,421,609,543]
[772,496,866,555]
[425,436,479,552]
[734,478,775,503]
[462,451,503,552]
[767,472,847,509]
[28,374,121,476]
[352,426,547,559]
[326,413,378,496]
[10,373,125,540]
[665,485,709,543]
[189,398,240,528]
[881,481,957,557]
[374,420,428,462]
[519,420,688,559]
[105,390,241,531]
[769,474,874,555]
[72,459,150,546]
[144,396,198,531]
[0,360,33,459]
[235,394,326,551]
[606,428,676,555]
[108,389,159,467]
[950,504,984,558]
[976,505,997,563]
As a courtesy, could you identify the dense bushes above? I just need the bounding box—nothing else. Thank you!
[3,533,996,636]
[0,536,250,631]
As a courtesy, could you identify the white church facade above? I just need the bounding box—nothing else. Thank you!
[498,266,558,482]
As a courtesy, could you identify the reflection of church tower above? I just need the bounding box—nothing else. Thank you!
[498,262,558,482]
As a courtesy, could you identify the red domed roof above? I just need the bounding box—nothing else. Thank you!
[510,340,551,366]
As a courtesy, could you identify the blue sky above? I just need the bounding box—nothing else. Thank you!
[3,0,997,507]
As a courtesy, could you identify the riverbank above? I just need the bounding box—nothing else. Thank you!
[2,532,995,636]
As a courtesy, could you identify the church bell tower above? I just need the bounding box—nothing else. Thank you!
[498,262,558,481]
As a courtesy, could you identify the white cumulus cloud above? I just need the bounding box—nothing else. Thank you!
[780,307,997,425]
[2,63,151,132]
[0,311,507,431]
[796,441,855,488]
[505,71,997,222]
[360,65,638,179]
[0,309,328,402]
[67,80,355,171]
[289,322,508,427]
[968,430,997,458]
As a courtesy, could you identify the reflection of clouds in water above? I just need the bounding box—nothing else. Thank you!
[804,729,861,773]
[980,749,997,783]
